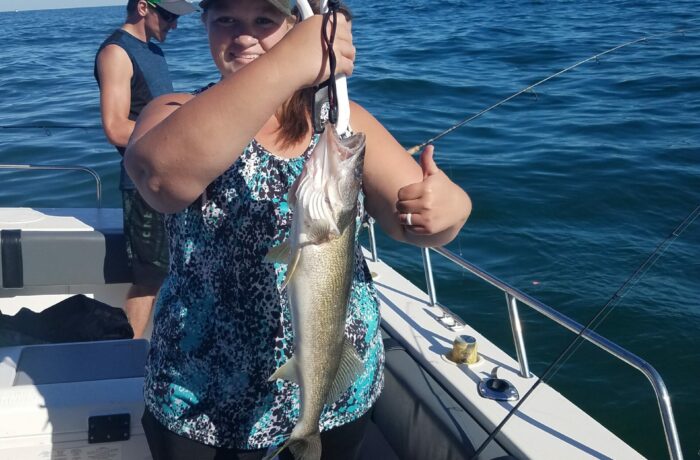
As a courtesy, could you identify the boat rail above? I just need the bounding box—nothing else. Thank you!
[364,220,683,460]
[0,164,102,208]
[0,163,680,457]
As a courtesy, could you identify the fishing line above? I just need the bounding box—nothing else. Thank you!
[1,124,102,136]
[406,28,695,155]
[471,205,700,460]
[552,206,700,370]
[0,125,101,129]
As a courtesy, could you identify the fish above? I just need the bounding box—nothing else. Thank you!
[264,122,367,460]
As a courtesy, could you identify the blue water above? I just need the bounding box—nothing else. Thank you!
[1,1,699,457]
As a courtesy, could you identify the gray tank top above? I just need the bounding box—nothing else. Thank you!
[94,29,173,190]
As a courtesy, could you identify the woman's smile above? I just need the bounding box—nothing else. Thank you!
[230,51,261,64]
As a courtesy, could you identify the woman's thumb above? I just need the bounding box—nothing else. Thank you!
[420,145,439,179]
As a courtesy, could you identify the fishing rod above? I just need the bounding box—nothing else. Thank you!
[471,205,700,460]
[406,28,694,155]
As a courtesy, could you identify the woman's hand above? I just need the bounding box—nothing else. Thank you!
[272,13,355,88]
[353,102,471,248]
[396,145,472,238]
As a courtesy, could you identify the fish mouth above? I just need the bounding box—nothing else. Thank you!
[335,131,366,161]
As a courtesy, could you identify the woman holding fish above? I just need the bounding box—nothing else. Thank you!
[124,0,471,458]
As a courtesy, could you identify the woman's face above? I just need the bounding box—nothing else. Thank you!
[203,0,295,78]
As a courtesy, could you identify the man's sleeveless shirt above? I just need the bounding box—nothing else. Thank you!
[143,122,385,449]
[94,29,173,190]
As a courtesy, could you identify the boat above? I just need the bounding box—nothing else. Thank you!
[0,164,683,459]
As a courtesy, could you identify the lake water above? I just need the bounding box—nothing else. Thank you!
[0,1,698,457]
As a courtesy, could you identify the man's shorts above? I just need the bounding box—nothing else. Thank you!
[122,190,169,288]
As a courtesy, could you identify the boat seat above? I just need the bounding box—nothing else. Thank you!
[0,208,132,288]
[373,329,516,460]
[0,339,148,388]
[0,339,150,457]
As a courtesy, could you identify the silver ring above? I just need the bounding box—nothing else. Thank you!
[405,212,412,226]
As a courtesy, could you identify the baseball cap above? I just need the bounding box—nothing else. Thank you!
[198,0,293,16]
[148,0,197,15]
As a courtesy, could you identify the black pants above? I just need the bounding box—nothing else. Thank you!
[142,408,371,460]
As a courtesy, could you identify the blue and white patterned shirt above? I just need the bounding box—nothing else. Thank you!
[143,93,384,449]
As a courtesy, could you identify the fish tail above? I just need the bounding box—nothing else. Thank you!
[262,440,290,460]
[289,432,322,460]
[263,432,322,460]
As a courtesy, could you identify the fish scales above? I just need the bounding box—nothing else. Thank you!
[290,212,356,430]
[265,122,366,460]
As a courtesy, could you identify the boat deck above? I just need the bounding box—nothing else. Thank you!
[0,208,653,459]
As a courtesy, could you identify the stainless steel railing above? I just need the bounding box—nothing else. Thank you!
[0,164,102,207]
[363,221,683,460]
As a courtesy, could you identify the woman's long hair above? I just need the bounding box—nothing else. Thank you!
[276,0,352,148]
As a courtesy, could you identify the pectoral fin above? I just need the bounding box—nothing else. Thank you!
[265,241,301,290]
[302,213,341,245]
[265,240,291,264]
[307,220,333,243]
[280,249,301,291]
[326,339,364,405]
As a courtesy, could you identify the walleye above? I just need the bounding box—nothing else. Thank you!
[264,122,367,460]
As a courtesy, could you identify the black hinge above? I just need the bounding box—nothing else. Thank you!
[88,413,131,444]
[1,229,23,288]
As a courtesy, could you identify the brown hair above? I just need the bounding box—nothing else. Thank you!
[276,0,352,149]
[126,0,140,14]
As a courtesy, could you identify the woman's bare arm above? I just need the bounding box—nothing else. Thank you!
[352,102,472,247]
[125,15,355,213]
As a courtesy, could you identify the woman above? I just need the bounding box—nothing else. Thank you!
[125,0,472,459]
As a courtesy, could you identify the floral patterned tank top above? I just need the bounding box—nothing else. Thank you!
[143,99,385,449]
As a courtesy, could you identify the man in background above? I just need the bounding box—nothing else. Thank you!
[94,0,195,338]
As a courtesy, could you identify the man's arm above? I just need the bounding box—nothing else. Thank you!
[96,44,134,149]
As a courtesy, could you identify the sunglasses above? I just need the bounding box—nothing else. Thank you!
[147,2,179,23]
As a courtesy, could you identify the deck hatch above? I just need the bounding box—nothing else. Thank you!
[88,413,131,444]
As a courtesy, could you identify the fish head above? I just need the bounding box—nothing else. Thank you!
[292,123,366,245]
[327,126,366,220]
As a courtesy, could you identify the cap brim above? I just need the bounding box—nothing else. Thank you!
[267,0,292,15]
[159,0,197,15]
[199,0,291,15]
